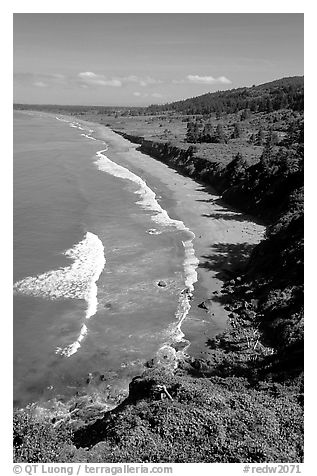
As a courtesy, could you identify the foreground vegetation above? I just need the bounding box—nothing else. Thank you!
[14,370,303,463]
[14,76,304,462]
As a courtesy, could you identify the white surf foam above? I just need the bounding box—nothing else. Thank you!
[55,117,87,133]
[81,133,98,141]
[14,232,106,357]
[95,149,190,230]
[163,238,199,351]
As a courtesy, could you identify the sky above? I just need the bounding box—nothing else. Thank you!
[13,13,304,106]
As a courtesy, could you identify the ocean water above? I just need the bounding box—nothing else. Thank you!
[13,111,198,407]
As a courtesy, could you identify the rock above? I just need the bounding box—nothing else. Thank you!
[153,345,178,370]
[157,280,167,287]
[198,301,209,311]
[147,228,161,235]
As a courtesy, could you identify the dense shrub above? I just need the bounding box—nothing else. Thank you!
[67,373,303,463]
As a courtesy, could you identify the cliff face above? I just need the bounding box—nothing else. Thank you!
[114,130,302,225]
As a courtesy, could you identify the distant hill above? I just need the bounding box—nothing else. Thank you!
[146,76,304,115]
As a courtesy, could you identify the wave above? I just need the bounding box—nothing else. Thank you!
[14,232,106,357]
[55,117,84,132]
[81,133,98,141]
[95,149,188,230]
[55,116,69,123]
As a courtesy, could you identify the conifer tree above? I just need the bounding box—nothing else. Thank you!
[255,128,266,146]
[186,121,200,143]
[232,122,242,139]
[202,121,213,142]
[214,124,227,143]
[240,108,251,121]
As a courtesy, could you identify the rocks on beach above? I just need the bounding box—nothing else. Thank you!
[198,299,213,312]
[157,280,167,287]
[147,228,161,235]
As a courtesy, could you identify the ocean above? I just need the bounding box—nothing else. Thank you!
[13,111,199,407]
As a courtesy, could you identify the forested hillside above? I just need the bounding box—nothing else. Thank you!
[145,76,304,115]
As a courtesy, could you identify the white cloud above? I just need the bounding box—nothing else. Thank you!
[217,76,232,84]
[33,81,47,87]
[78,72,122,87]
[187,74,232,84]
[96,79,122,87]
[133,91,142,96]
[151,92,163,98]
[78,72,97,79]
[77,72,162,88]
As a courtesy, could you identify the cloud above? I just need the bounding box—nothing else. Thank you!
[151,92,163,98]
[217,76,232,84]
[172,75,232,85]
[78,72,122,87]
[33,81,47,87]
[77,72,162,88]
[187,74,232,84]
[78,72,97,79]
[133,91,142,96]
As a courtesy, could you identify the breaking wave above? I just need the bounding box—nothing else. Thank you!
[14,232,106,357]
